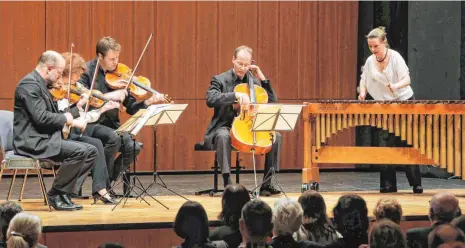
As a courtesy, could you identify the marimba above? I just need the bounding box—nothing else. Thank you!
[302,100,465,191]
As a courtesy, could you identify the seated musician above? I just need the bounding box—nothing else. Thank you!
[204,45,282,196]
[13,50,97,210]
[53,52,120,204]
[78,36,166,183]
[358,27,423,194]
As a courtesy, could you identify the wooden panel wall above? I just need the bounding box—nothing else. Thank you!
[0,1,358,172]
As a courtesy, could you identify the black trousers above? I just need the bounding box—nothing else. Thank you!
[372,127,422,189]
[84,124,141,182]
[213,127,282,187]
[48,140,97,195]
[69,133,110,193]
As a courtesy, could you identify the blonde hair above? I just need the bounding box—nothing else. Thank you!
[234,45,253,58]
[6,213,42,248]
[366,26,390,48]
[273,198,303,236]
[61,52,87,77]
[373,197,403,224]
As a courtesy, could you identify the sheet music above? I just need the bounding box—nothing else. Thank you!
[251,104,304,131]
[130,104,171,136]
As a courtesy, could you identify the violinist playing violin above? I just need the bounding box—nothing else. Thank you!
[51,52,120,204]
[13,50,97,211]
[204,45,282,196]
[78,36,166,183]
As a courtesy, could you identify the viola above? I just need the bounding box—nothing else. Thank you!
[49,82,108,108]
[105,63,172,103]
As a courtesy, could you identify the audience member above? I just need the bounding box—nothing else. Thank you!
[332,194,369,248]
[239,199,273,248]
[428,224,465,248]
[271,198,323,248]
[0,201,23,247]
[294,191,342,246]
[369,219,406,248]
[406,192,460,248]
[174,201,228,248]
[210,184,250,248]
[373,197,403,224]
[6,212,44,248]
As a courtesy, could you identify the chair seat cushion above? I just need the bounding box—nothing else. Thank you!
[4,151,61,169]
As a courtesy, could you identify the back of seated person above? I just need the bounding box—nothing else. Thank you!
[369,219,406,248]
[295,191,342,246]
[407,192,460,248]
[239,199,274,248]
[6,212,45,248]
[210,184,250,248]
[428,224,465,248]
[373,197,403,225]
[174,201,228,248]
[0,201,23,247]
[332,194,369,248]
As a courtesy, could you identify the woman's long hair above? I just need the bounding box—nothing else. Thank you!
[218,184,250,229]
[6,212,42,248]
[174,201,210,247]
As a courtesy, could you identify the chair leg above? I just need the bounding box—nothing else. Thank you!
[19,169,28,201]
[0,164,4,185]
[7,169,18,200]
[235,152,240,184]
[213,152,219,191]
[36,170,46,204]
[37,168,52,211]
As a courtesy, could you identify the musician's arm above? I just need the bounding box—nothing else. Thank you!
[258,79,278,103]
[124,94,147,115]
[17,83,68,128]
[206,77,237,108]
[392,53,411,90]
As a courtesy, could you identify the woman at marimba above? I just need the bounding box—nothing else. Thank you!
[358,26,423,194]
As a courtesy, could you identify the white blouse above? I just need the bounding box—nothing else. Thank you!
[360,49,413,100]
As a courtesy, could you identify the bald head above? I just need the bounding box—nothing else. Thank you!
[36,50,65,69]
[428,224,465,248]
[430,192,459,223]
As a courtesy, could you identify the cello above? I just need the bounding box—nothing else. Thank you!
[230,70,275,155]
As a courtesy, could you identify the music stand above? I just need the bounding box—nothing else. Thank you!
[109,104,186,210]
[247,104,304,199]
[135,104,190,201]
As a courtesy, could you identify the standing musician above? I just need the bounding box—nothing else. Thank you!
[79,36,166,182]
[54,52,120,204]
[204,45,282,196]
[13,51,97,211]
[358,27,423,194]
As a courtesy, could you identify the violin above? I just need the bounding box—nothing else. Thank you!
[105,63,172,103]
[49,82,109,108]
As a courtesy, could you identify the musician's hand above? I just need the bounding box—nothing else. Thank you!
[144,93,165,106]
[100,101,121,113]
[358,92,366,101]
[249,65,266,81]
[104,89,127,102]
[76,92,90,110]
[71,118,87,132]
[387,82,398,91]
[235,92,250,105]
[64,112,74,125]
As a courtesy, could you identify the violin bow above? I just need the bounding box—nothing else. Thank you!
[124,33,153,92]
[80,58,100,136]
[66,43,75,112]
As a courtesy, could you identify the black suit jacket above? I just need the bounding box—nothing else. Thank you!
[406,222,445,248]
[13,70,79,159]
[209,225,242,248]
[204,69,277,146]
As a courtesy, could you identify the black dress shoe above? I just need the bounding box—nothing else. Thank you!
[108,189,118,199]
[380,187,398,193]
[47,194,76,211]
[61,194,83,210]
[260,185,282,196]
[413,185,423,194]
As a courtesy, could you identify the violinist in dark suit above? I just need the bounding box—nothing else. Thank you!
[204,45,282,196]
[13,50,97,211]
[79,36,165,183]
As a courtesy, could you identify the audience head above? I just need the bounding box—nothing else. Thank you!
[373,197,403,224]
[173,201,210,245]
[272,198,303,236]
[219,184,251,229]
[0,201,23,242]
[240,199,273,243]
[333,194,369,238]
[298,190,329,225]
[428,224,465,248]
[6,212,42,248]
[429,192,460,223]
[369,219,406,248]
[452,215,465,236]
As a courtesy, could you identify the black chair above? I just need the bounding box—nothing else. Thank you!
[194,142,244,196]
